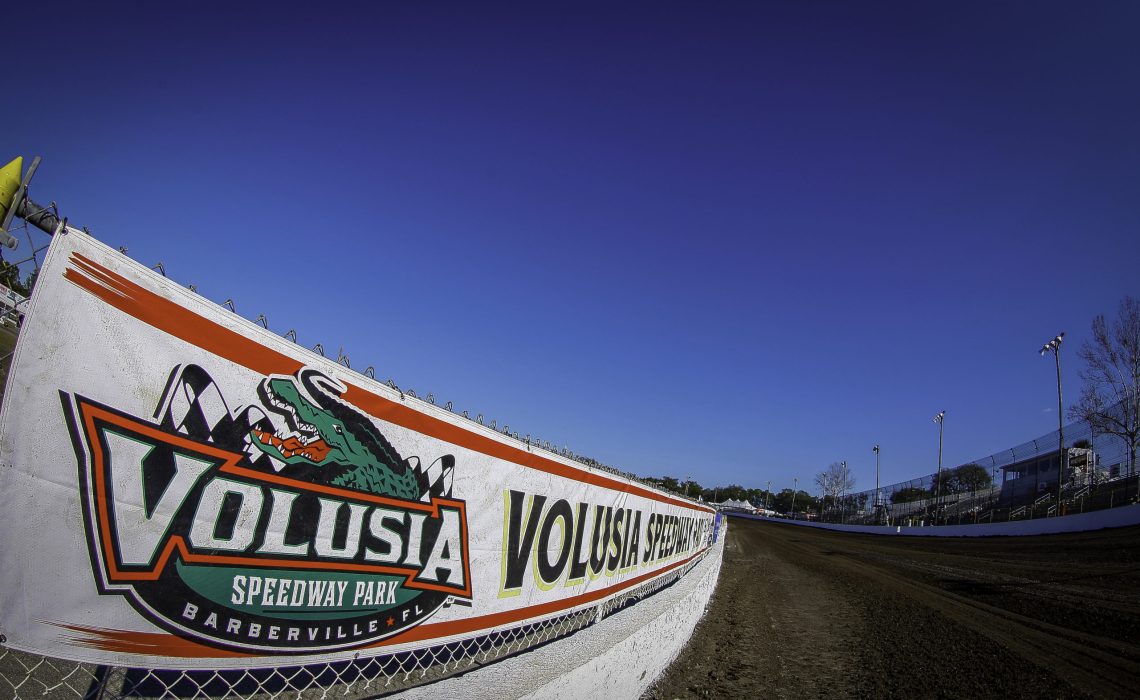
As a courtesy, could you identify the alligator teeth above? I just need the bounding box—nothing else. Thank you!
[254,430,285,450]
[254,423,332,463]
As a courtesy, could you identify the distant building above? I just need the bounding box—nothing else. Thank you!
[998,447,1095,505]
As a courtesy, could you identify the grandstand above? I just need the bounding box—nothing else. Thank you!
[819,418,1137,527]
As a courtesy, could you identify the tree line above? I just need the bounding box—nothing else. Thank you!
[0,259,36,297]
[639,476,822,514]
[889,463,993,504]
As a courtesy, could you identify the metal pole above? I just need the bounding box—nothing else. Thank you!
[791,477,798,518]
[938,422,944,510]
[1055,347,1065,509]
[841,460,848,523]
[1032,439,1040,502]
[934,411,945,524]
[873,445,881,524]
[15,196,63,235]
[1041,333,1065,513]
[1,158,77,244]
[765,480,771,510]
[1089,425,1096,489]
[990,455,997,503]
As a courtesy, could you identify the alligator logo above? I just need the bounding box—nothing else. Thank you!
[249,369,452,501]
[66,364,469,654]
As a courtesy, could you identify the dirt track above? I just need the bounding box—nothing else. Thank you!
[645,517,1140,699]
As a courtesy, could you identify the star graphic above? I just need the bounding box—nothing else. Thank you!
[387,617,395,627]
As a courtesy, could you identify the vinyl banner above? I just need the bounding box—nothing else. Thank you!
[0,229,714,668]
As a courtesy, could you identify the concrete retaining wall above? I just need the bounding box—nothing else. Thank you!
[401,523,726,699]
[735,503,1140,537]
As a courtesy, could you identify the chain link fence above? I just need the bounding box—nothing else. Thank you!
[0,551,708,699]
[812,416,1138,526]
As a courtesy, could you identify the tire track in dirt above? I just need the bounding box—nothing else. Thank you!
[778,527,1140,698]
[643,523,863,699]
[646,518,1140,699]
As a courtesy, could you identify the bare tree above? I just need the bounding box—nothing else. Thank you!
[815,461,855,502]
[1070,296,1140,478]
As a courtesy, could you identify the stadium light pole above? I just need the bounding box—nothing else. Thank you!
[765,480,772,510]
[791,477,798,519]
[933,411,946,524]
[873,445,881,523]
[1040,332,1065,512]
[841,460,848,523]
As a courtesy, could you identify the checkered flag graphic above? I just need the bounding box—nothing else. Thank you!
[154,364,455,496]
[409,455,455,502]
[156,364,280,471]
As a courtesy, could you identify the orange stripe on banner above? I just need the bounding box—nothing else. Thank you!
[53,547,708,658]
[64,255,303,378]
[52,622,252,658]
[63,252,712,514]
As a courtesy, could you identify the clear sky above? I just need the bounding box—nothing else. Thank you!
[5,2,1139,494]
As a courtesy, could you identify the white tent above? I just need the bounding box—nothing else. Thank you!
[714,499,755,513]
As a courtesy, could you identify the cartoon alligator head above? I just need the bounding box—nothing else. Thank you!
[249,369,423,500]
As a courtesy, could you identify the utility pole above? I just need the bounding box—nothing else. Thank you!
[790,477,798,518]
[1040,333,1065,513]
[765,479,771,511]
[841,460,848,523]
[873,445,881,524]
[933,411,946,524]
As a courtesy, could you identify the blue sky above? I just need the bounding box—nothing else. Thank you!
[5,2,1139,494]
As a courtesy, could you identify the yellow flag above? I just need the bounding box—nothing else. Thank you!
[0,156,23,224]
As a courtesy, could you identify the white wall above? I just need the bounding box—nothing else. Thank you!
[736,503,1140,537]
[400,523,726,699]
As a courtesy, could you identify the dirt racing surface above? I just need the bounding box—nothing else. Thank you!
[645,517,1140,699]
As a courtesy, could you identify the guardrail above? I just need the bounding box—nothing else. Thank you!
[740,503,1140,538]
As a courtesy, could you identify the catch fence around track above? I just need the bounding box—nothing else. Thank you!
[0,195,716,699]
[809,416,1138,527]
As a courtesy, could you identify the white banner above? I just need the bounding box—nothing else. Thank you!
[0,229,714,668]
